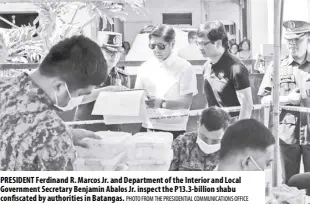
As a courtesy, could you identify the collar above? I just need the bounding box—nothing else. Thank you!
[109,67,117,75]
[288,51,310,65]
[22,72,54,106]
[212,50,230,68]
[159,53,176,67]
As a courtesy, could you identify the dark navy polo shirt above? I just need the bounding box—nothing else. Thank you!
[203,50,250,117]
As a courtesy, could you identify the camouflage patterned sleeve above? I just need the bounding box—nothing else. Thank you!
[33,110,76,171]
[169,136,184,171]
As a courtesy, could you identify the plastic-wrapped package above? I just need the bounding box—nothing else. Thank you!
[75,131,131,159]
[126,132,173,171]
[74,131,131,171]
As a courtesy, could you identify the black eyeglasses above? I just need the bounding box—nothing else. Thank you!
[196,41,211,47]
[148,43,167,50]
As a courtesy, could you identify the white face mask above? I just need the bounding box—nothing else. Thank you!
[54,83,84,111]
[196,136,220,154]
[265,168,273,197]
[244,156,273,196]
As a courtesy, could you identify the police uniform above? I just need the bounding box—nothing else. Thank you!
[0,73,76,171]
[105,66,129,87]
[258,20,310,189]
[74,32,129,132]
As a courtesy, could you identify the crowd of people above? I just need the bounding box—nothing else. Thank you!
[228,38,252,60]
[0,17,310,203]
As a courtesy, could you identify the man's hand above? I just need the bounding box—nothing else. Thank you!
[261,95,272,105]
[261,89,301,106]
[286,88,301,105]
[145,97,162,108]
[71,128,101,148]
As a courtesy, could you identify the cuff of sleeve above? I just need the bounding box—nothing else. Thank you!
[180,89,198,96]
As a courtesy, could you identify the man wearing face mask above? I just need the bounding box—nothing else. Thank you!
[217,119,275,171]
[217,119,307,204]
[73,31,129,132]
[169,106,230,171]
[0,35,116,171]
[258,21,310,194]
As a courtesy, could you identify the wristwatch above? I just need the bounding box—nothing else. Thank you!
[160,100,167,108]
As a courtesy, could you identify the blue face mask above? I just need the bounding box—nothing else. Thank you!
[54,83,83,111]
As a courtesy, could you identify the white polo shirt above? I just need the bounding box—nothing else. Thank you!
[135,54,198,131]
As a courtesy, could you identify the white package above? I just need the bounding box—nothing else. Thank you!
[126,132,173,170]
[75,131,131,159]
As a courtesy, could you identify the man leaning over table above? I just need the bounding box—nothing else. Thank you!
[134,24,198,140]
[258,20,310,195]
[217,119,306,204]
[197,21,253,123]
[0,35,125,171]
[169,106,230,171]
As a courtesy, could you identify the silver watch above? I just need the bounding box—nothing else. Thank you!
[160,100,167,108]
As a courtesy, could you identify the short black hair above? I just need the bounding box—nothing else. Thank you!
[188,31,197,40]
[199,106,231,131]
[239,38,251,50]
[197,21,229,49]
[219,119,275,160]
[149,24,176,43]
[39,35,108,90]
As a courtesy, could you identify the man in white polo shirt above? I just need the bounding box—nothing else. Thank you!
[135,24,198,139]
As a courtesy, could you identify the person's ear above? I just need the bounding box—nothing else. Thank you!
[215,40,222,49]
[171,40,176,49]
[51,79,66,94]
[241,156,251,171]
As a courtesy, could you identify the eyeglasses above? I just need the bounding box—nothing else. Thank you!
[148,43,167,50]
[196,41,211,47]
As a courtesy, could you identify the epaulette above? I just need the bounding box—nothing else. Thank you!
[281,54,289,62]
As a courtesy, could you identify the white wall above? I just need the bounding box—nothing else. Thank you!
[0,3,37,13]
[249,0,269,56]
[123,0,202,44]
[206,1,241,41]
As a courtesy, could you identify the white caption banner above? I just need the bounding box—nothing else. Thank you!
[0,172,265,205]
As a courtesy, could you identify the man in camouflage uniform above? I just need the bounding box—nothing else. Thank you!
[169,106,230,171]
[0,35,109,171]
[258,20,310,194]
[74,32,129,132]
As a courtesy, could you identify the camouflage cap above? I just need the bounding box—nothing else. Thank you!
[97,31,123,52]
[283,20,310,40]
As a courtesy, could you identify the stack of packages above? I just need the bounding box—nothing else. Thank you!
[74,131,131,171]
[74,131,174,171]
[125,132,173,171]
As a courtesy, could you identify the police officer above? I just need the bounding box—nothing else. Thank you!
[258,20,310,195]
[98,31,129,87]
[74,31,129,132]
